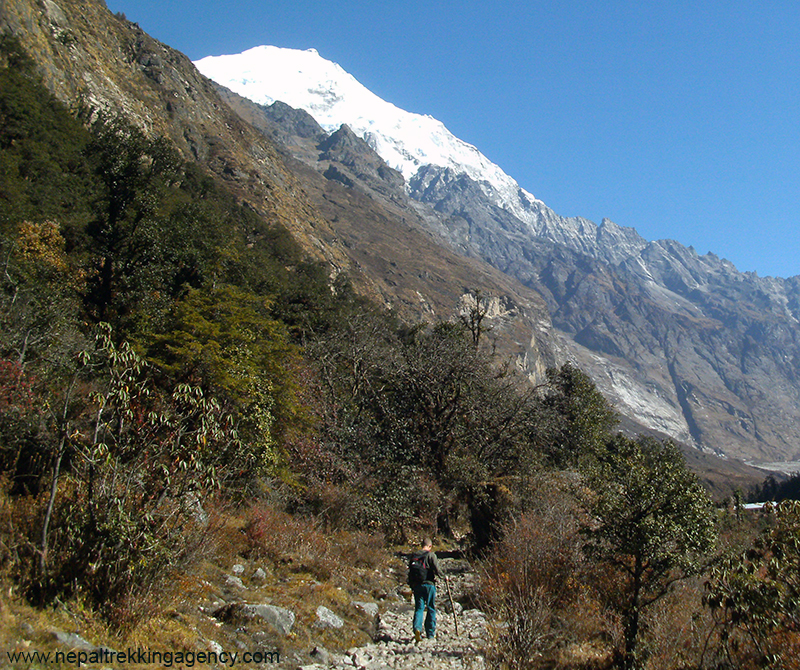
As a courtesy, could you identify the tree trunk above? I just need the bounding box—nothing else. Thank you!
[40,433,65,578]
[623,559,643,670]
[40,380,77,579]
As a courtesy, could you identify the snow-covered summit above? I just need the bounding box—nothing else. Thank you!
[194,45,543,215]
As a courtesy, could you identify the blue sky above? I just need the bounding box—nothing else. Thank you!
[107,0,800,279]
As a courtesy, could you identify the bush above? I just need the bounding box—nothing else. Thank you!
[480,477,611,669]
[703,501,800,669]
[0,325,253,629]
[243,503,387,582]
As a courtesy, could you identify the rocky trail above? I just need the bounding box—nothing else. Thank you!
[299,557,490,670]
[9,555,491,670]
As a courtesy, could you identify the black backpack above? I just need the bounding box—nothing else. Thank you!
[407,551,430,586]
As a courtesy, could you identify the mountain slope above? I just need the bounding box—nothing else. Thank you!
[213,83,558,379]
[406,164,800,464]
[0,0,352,273]
[0,0,559,385]
[196,45,800,467]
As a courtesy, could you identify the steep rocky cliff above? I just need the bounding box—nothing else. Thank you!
[0,0,346,268]
[406,165,800,465]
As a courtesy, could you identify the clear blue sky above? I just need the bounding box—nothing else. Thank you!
[107,0,800,279]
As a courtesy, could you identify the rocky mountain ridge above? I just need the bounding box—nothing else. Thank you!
[201,47,800,468]
[408,161,800,465]
[194,45,540,216]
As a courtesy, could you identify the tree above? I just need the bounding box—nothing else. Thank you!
[373,323,540,492]
[704,501,800,668]
[309,317,543,539]
[0,220,87,497]
[458,288,493,349]
[146,284,305,474]
[540,362,619,467]
[580,435,717,669]
[0,35,94,236]
[83,118,180,328]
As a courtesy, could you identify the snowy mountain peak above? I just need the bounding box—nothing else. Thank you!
[193,45,543,213]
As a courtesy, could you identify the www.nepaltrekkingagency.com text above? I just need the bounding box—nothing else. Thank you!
[6,647,280,667]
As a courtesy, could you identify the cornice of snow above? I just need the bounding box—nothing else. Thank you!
[193,45,545,215]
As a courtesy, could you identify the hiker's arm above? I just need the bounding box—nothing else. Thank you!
[430,552,443,577]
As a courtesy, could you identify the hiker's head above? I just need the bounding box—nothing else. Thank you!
[422,537,433,551]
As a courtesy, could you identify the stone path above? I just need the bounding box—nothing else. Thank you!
[301,605,488,670]
[299,558,490,670]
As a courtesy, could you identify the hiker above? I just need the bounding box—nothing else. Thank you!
[407,537,442,642]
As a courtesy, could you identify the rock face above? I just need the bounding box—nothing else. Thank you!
[317,124,407,197]
[404,165,800,465]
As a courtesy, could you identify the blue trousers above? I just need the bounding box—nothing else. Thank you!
[412,582,437,638]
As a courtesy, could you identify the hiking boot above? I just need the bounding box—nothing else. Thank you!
[413,629,422,643]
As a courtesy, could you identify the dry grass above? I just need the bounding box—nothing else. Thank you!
[242,502,387,582]
[640,579,710,670]
[0,492,398,668]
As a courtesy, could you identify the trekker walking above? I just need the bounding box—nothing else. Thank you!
[407,537,441,642]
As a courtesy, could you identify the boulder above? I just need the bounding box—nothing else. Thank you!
[50,631,95,651]
[315,605,344,629]
[245,604,296,636]
[212,602,296,636]
[352,601,379,619]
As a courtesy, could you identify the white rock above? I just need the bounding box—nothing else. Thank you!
[225,575,245,589]
[315,605,344,629]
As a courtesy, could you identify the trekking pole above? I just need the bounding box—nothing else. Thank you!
[444,575,459,637]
